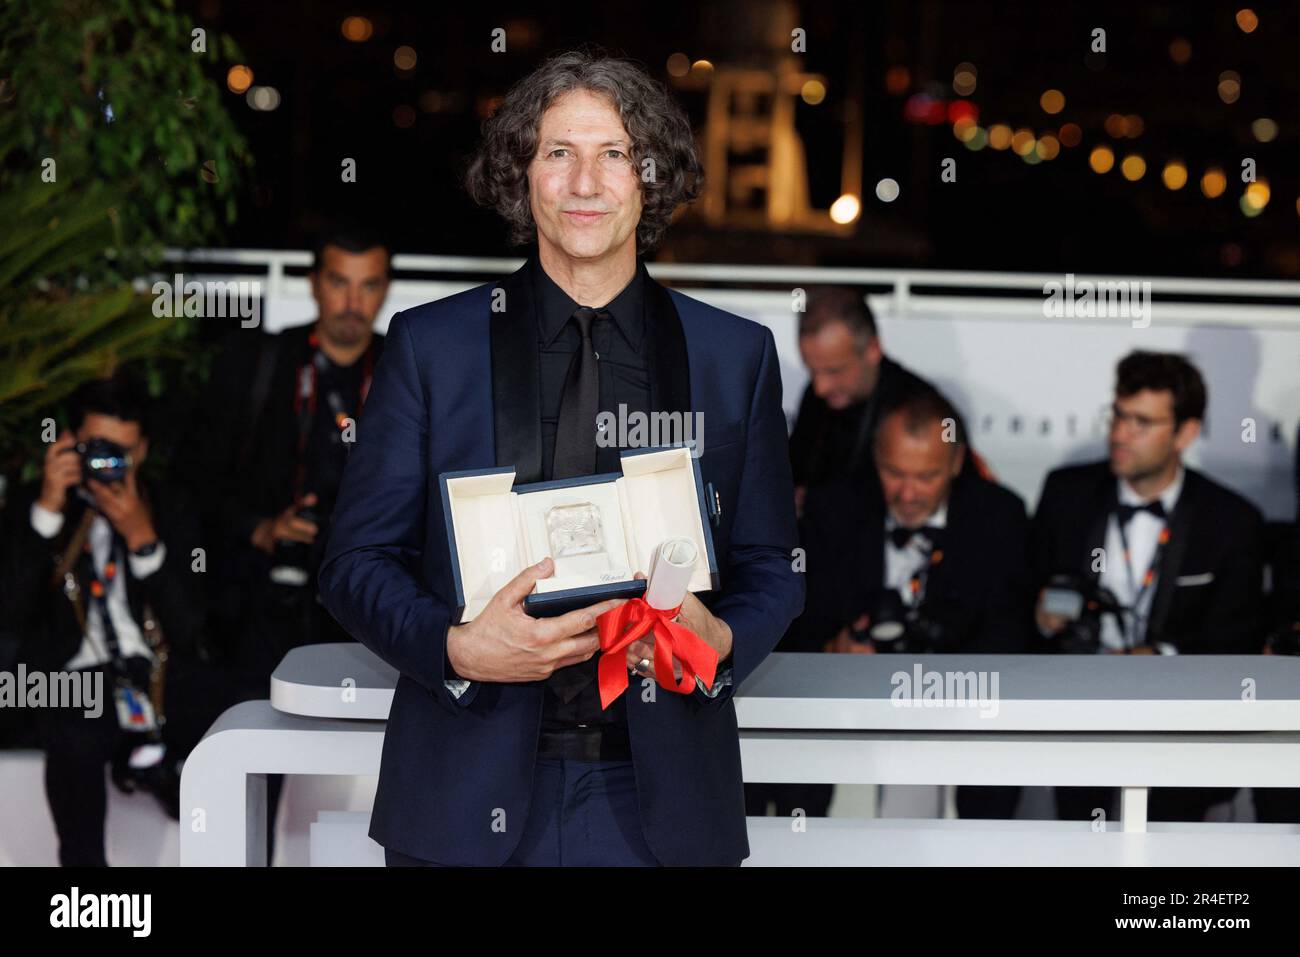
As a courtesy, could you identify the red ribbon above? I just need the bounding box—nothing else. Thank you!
[596,598,718,709]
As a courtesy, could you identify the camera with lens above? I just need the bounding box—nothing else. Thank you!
[76,437,133,485]
[268,493,331,591]
[849,588,951,653]
[1039,572,1125,654]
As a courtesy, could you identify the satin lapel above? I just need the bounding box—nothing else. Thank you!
[646,280,692,423]
[490,260,543,483]
[1148,473,1196,640]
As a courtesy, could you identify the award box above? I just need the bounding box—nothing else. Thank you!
[439,446,720,621]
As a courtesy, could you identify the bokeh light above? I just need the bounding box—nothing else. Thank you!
[1218,71,1241,104]
[1120,154,1146,181]
[394,46,417,71]
[1252,117,1278,142]
[801,79,826,105]
[1201,167,1227,198]
[1161,161,1188,190]
[226,65,253,94]
[341,16,373,42]
[830,193,861,224]
[952,62,977,96]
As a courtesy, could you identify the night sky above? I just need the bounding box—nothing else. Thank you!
[181,0,1300,279]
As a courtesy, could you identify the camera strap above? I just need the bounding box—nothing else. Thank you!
[1114,515,1171,648]
[292,330,374,499]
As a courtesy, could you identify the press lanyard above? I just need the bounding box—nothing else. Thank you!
[292,331,374,499]
[1114,513,1171,648]
[905,542,944,609]
[78,533,130,679]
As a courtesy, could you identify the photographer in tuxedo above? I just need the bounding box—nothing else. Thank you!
[1032,350,1264,823]
[799,380,1033,819]
[1,375,204,865]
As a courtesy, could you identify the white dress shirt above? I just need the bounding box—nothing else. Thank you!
[1098,467,1183,654]
[30,502,165,670]
[884,502,948,607]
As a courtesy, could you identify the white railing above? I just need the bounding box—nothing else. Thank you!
[161,249,1300,521]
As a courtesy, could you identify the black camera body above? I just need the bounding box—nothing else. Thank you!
[268,498,331,590]
[1040,573,1125,654]
[850,589,950,653]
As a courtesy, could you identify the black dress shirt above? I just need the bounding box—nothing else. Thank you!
[533,256,653,731]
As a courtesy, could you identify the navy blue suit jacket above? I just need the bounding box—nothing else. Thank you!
[319,261,803,865]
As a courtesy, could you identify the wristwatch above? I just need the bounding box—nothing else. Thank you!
[130,539,160,558]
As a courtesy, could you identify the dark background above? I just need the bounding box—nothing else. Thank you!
[179,0,1300,278]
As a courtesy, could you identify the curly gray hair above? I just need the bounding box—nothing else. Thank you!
[464,49,703,253]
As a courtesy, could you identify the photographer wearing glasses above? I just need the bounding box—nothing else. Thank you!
[1,374,204,866]
[1031,350,1264,823]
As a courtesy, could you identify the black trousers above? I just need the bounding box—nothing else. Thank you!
[39,657,152,867]
[744,783,834,817]
[1055,786,1238,823]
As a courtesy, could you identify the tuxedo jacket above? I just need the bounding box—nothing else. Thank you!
[797,470,1033,653]
[1,480,205,673]
[318,259,803,866]
[1030,460,1264,653]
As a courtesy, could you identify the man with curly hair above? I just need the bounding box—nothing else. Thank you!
[320,50,803,866]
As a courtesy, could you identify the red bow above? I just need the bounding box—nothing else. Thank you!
[596,598,718,709]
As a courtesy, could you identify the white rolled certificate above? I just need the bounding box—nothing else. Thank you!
[643,538,698,611]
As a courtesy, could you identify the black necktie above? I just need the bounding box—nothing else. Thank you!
[548,307,609,704]
[551,307,607,481]
[888,525,943,550]
[1116,500,1166,526]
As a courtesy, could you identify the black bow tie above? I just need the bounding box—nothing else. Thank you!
[1116,500,1166,525]
[888,525,943,550]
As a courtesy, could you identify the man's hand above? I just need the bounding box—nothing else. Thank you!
[446,557,625,683]
[623,571,734,680]
[823,613,875,654]
[38,433,81,514]
[1034,589,1068,636]
[251,493,319,555]
[88,471,157,552]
